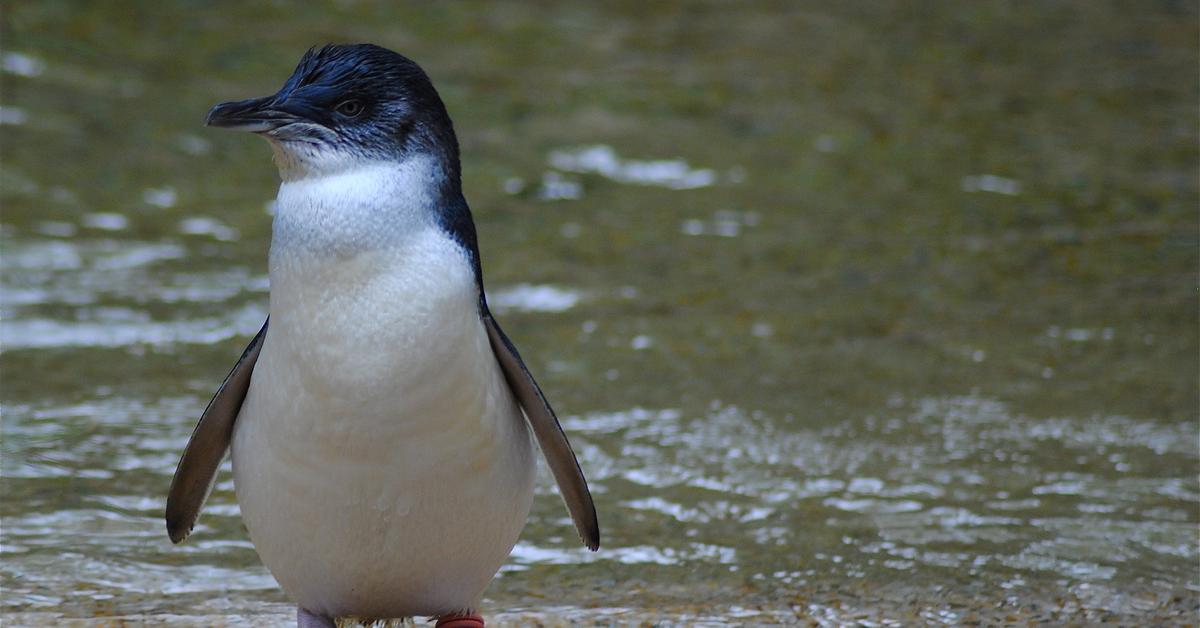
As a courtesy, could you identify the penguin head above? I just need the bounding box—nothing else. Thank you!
[206,44,460,182]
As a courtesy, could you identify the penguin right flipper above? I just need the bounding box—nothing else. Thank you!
[483,313,600,551]
[165,318,268,543]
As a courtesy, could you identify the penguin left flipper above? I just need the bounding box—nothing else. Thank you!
[483,313,600,551]
[166,318,269,543]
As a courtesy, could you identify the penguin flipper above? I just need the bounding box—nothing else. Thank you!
[165,318,268,543]
[483,313,600,551]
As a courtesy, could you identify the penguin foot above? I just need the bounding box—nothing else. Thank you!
[297,607,337,628]
[435,613,484,628]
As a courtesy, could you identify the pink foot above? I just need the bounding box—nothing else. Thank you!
[435,613,484,628]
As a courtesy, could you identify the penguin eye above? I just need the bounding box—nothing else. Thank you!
[335,100,364,118]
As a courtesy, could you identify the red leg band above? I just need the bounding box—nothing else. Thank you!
[435,613,484,628]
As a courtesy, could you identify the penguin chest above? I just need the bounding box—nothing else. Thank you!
[230,231,536,618]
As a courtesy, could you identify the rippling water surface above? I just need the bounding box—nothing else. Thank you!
[2,2,1197,625]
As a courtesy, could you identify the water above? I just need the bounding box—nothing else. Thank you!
[2,2,1197,625]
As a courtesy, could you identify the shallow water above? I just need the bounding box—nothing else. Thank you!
[2,2,1197,625]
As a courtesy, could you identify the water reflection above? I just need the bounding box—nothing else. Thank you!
[1,51,47,78]
[489,284,583,314]
[680,209,760,237]
[548,144,718,190]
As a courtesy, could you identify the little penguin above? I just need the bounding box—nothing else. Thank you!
[165,44,599,628]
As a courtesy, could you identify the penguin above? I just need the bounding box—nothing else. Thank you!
[166,43,599,628]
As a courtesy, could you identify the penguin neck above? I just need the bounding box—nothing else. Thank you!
[270,152,460,260]
[266,150,485,322]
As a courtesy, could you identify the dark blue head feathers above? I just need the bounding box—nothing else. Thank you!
[209,44,461,187]
[283,44,461,178]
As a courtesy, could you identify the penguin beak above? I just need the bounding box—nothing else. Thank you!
[205,95,301,133]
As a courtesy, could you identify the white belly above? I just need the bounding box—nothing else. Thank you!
[231,228,535,619]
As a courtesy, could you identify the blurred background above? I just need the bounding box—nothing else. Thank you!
[1,2,1196,625]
